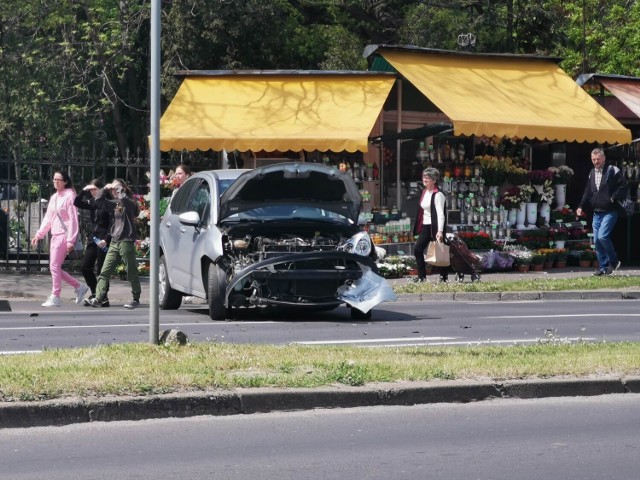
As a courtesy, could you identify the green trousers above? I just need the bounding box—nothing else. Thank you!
[96,241,141,302]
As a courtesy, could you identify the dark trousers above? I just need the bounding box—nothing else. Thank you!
[81,241,108,295]
[414,226,448,280]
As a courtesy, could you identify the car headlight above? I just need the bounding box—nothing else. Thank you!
[337,231,372,256]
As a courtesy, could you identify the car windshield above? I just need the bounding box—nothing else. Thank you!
[218,179,237,196]
[223,205,351,223]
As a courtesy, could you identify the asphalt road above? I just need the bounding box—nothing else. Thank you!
[1,394,639,480]
[1,298,640,352]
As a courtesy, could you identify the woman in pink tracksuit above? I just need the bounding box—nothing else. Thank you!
[30,171,89,307]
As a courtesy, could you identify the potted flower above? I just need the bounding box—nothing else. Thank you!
[512,250,532,272]
[549,227,568,249]
[555,249,568,268]
[579,250,595,267]
[539,248,556,269]
[547,166,574,208]
[530,252,546,271]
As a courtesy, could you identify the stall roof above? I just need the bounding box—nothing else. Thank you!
[365,45,631,145]
[159,71,396,152]
[576,73,640,120]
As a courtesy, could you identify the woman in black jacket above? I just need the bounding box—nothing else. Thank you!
[74,178,113,305]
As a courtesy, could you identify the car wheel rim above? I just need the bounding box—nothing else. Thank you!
[159,263,167,299]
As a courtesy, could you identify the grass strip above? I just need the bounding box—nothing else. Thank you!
[1,342,640,402]
[393,274,640,294]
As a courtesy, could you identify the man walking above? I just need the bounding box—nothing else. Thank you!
[576,147,628,276]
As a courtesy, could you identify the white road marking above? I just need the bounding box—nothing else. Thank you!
[295,337,596,347]
[0,350,43,355]
[483,313,640,319]
[393,337,596,347]
[294,337,456,345]
[0,321,279,331]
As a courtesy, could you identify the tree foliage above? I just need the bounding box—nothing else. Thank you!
[1,0,639,158]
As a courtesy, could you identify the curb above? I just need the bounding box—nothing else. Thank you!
[395,290,639,302]
[2,377,640,429]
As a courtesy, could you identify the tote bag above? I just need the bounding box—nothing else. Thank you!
[425,240,450,267]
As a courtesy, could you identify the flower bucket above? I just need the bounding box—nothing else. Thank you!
[555,184,567,210]
[526,202,538,226]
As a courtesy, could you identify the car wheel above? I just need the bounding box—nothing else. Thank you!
[207,263,228,320]
[159,255,182,310]
[350,307,372,320]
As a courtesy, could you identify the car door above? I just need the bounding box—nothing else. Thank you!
[160,178,201,291]
[175,179,212,296]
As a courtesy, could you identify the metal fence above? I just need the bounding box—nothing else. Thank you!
[0,144,221,271]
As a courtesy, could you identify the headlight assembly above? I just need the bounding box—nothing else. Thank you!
[337,231,372,256]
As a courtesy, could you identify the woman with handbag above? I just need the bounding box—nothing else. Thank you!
[412,167,448,283]
[30,171,89,307]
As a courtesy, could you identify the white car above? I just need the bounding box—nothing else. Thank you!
[158,163,394,320]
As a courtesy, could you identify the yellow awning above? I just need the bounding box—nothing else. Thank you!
[159,74,395,152]
[380,50,631,145]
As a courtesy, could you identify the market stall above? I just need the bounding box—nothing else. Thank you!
[356,45,632,266]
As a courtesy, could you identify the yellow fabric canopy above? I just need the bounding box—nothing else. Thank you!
[159,74,395,152]
[381,50,631,145]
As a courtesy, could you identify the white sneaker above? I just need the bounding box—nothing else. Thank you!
[42,295,61,307]
[75,284,89,305]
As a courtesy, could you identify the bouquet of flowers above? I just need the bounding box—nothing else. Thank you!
[506,166,529,186]
[147,170,176,196]
[458,231,497,250]
[501,185,532,209]
[509,249,532,266]
[531,179,554,204]
[549,227,569,241]
[376,256,411,278]
[475,155,507,186]
[528,169,554,185]
[547,165,574,185]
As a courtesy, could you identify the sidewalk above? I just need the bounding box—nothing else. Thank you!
[0,271,151,305]
[1,266,639,305]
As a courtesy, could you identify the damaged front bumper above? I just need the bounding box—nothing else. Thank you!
[225,251,395,312]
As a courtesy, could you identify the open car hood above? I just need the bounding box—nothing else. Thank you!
[219,162,362,222]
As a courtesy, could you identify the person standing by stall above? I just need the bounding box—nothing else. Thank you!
[413,167,448,283]
[170,164,192,200]
[576,147,627,276]
[74,178,113,305]
[31,171,89,307]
